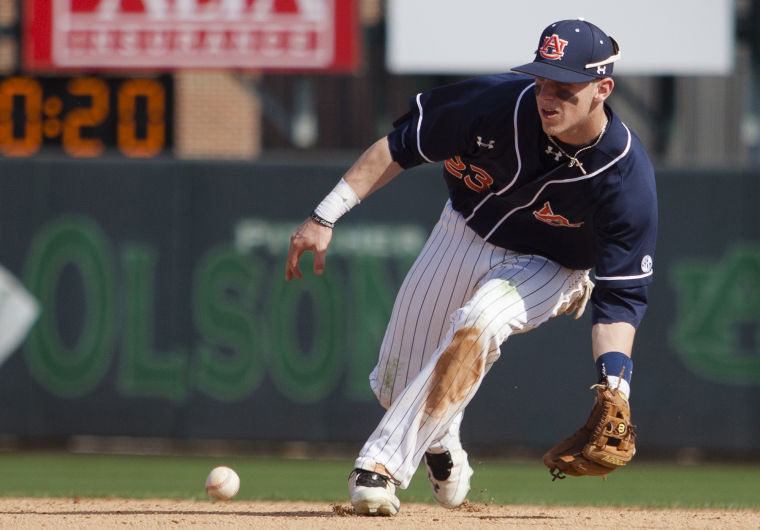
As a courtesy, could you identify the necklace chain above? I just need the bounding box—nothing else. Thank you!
[547,120,608,176]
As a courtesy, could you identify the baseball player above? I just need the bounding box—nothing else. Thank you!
[286,19,656,515]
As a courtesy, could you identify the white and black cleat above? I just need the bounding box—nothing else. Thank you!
[424,448,474,508]
[348,468,400,516]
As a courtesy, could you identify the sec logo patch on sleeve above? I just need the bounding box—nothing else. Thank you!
[641,255,653,273]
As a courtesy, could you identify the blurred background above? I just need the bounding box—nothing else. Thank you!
[0,0,758,464]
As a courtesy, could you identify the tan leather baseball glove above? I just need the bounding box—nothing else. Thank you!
[543,380,636,481]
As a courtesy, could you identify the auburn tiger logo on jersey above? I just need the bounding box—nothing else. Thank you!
[539,34,568,60]
[533,202,584,228]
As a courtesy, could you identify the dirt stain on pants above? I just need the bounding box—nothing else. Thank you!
[425,327,485,418]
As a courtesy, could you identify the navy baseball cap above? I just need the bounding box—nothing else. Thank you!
[512,19,620,83]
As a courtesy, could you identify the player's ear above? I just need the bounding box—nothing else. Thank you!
[595,78,614,102]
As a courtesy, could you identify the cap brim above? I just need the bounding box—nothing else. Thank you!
[512,61,597,83]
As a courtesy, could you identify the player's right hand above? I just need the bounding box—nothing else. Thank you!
[285,218,333,281]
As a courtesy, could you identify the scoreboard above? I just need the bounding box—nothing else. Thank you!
[0,75,172,158]
[2,1,360,159]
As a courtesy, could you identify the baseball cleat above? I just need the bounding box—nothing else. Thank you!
[424,448,474,508]
[348,468,400,516]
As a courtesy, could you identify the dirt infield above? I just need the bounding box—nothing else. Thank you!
[1,498,759,529]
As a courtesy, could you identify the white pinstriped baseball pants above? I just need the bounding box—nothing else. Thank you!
[355,200,591,488]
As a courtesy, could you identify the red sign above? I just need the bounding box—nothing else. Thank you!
[24,0,359,71]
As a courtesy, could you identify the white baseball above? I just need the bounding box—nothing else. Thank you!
[205,466,240,500]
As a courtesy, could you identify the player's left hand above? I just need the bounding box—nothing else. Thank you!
[286,218,333,281]
[543,380,636,481]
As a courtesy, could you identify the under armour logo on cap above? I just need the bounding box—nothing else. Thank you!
[512,19,621,83]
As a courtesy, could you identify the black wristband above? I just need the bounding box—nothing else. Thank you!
[310,211,335,229]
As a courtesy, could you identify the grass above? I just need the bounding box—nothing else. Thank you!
[0,452,758,510]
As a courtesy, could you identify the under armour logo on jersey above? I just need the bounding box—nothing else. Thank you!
[539,34,569,60]
[533,202,584,228]
[476,136,495,149]
[545,145,562,162]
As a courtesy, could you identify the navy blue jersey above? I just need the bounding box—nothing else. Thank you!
[387,74,657,325]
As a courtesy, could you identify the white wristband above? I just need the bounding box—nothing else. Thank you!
[313,178,361,225]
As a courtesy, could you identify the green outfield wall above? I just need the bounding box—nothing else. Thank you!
[0,159,758,455]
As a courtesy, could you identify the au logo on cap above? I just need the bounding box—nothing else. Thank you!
[539,34,568,60]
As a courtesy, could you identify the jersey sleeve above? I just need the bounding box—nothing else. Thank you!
[387,91,474,169]
[387,78,498,169]
[591,156,657,327]
[591,285,649,328]
[593,157,658,290]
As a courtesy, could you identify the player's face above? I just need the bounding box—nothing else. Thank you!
[533,77,609,145]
